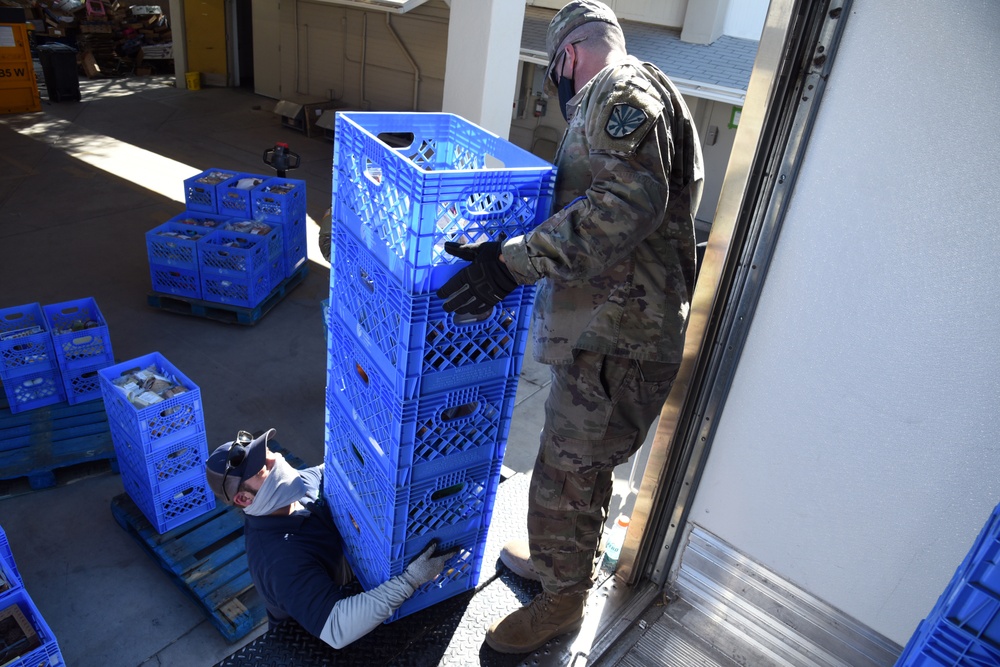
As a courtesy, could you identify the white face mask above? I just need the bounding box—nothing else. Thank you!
[242,453,307,516]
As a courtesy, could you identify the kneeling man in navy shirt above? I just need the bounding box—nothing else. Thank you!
[206,428,453,649]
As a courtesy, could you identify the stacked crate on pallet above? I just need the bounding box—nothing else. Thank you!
[42,297,115,406]
[324,111,555,621]
[0,303,64,414]
[896,502,1000,666]
[0,525,66,666]
[146,213,232,300]
[98,352,215,534]
[252,178,308,278]
[148,168,301,309]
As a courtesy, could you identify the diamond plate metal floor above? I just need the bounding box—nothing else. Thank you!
[216,472,546,667]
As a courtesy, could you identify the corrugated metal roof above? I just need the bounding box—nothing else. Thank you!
[521,7,758,103]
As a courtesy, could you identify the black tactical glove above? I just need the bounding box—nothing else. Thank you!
[437,241,518,315]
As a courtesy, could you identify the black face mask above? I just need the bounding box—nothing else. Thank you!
[557,76,575,122]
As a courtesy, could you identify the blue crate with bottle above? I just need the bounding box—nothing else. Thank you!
[324,459,493,622]
[330,226,533,399]
[326,324,515,475]
[324,390,507,543]
[42,298,114,372]
[215,172,270,219]
[98,352,206,455]
[198,228,284,308]
[146,217,223,271]
[184,169,239,214]
[0,303,58,380]
[113,430,210,498]
[331,111,556,292]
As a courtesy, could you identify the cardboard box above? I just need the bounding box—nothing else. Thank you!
[0,604,41,666]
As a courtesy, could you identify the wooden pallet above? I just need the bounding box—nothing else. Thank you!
[147,264,308,326]
[111,442,305,643]
[0,390,117,491]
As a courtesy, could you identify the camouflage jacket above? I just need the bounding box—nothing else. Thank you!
[503,55,704,364]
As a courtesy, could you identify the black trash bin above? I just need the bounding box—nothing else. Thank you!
[37,43,80,102]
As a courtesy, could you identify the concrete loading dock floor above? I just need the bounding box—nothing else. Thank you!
[0,76,565,666]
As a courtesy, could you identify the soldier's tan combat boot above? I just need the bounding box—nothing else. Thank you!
[485,592,586,654]
[498,539,540,581]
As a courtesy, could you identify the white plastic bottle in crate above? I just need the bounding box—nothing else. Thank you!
[602,515,630,572]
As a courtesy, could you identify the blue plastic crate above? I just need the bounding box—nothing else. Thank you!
[146,220,214,271]
[2,367,64,414]
[327,306,522,405]
[275,216,307,278]
[169,211,235,230]
[0,303,57,378]
[332,111,555,291]
[0,588,66,667]
[252,178,306,224]
[0,525,23,592]
[896,619,1000,666]
[113,429,210,497]
[184,169,240,213]
[946,577,1000,652]
[325,394,505,537]
[325,434,500,548]
[200,257,280,309]
[324,467,488,622]
[61,361,106,406]
[389,528,485,622]
[219,219,284,265]
[120,458,215,534]
[325,350,514,481]
[42,297,114,371]
[98,352,205,454]
[215,172,269,218]
[198,228,275,278]
[331,226,533,393]
[922,504,1000,633]
[149,262,201,300]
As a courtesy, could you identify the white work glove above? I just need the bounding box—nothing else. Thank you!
[319,541,458,649]
[402,541,457,588]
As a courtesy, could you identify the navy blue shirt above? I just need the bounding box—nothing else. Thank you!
[243,466,349,636]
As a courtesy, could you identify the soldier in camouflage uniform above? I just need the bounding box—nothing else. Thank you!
[437,0,703,654]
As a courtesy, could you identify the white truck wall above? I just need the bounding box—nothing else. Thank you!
[689,0,1000,645]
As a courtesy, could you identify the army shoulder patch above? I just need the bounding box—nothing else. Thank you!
[588,71,663,154]
[607,104,647,138]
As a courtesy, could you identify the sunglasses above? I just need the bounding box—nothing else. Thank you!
[548,38,587,88]
[222,430,254,502]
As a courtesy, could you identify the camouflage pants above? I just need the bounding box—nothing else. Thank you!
[528,351,679,597]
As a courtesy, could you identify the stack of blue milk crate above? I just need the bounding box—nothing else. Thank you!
[324,112,555,621]
[0,525,66,666]
[98,352,215,534]
[146,168,308,308]
[896,501,1000,666]
[42,298,115,405]
[0,303,65,414]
